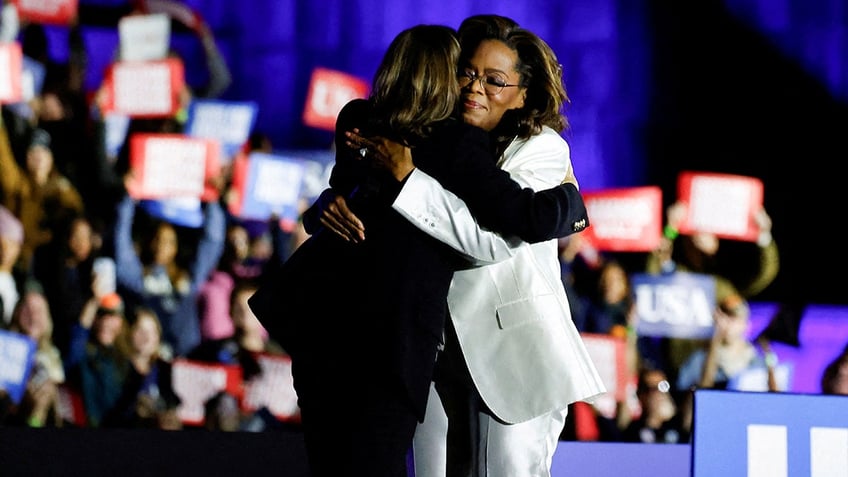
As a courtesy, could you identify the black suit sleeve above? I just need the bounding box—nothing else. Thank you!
[416,125,588,243]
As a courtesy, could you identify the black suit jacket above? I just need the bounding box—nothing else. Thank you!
[249,99,588,420]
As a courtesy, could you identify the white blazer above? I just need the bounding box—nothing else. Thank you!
[393,127,605,424]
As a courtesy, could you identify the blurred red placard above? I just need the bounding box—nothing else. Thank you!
[579,332,628,402]
[0,42,23,104]
[302,67,369,131]
[127,133,221,202]
[676,171,763,242]
[242,354,300,423]
[172,359,243,426]
[12,0,78,25]
[581,186,662,252]
[100,58,185,118]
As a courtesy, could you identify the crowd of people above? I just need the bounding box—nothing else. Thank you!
[0,6,846,477]
[0,6,300,431]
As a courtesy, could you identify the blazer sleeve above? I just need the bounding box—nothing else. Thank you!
[393,130,576,264]
[392,169,522,264]
[409,125,588,245]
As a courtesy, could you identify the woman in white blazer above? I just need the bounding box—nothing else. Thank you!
[338,15,605,477]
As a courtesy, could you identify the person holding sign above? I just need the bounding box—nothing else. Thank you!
[0,122,84,273]
[249,24,588,477]
[7,284,66,428]
[313,16,604,477]
[650,199,779,305]
[113,188,226,358]
[646,199,780,373]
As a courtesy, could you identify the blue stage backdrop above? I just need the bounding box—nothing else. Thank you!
[38,0,848,306]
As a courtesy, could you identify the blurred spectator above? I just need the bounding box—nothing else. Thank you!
[563,256,641,442]
[7,283,66,427]
[621,367,689,444]
[648,201,779,304]
[643,201,780,376]
[113,192,226,357]
[676,293,779,392]
[189,280,284,381]
[0,121,85,271]
[203,390,243,432]
[105,306,182,429]
[198,217,289,342]
[574,258,634,337]
[64,292,130,428]
[31,214,114,358]
[821,345,848,395]
[674,293,783,433]
[0,204,24,325]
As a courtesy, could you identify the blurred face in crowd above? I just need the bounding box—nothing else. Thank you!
[26,144,53,186]
[130,310,162,358]
[637,369,676,424]
[68,217,97,263]
[831,361,848,395]
[94,311,124,346]
[152,223,178,266]
[599,261,630,305]
[715,294,750,345]
[39,91,67,122]
[459,39,526,132]
[226,225,251,262]
[15,291,52,342]
[691,232,720,256]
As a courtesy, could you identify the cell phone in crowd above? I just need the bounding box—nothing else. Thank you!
[93,257,117,295]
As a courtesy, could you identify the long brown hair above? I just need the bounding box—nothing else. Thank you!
[370,24,461,145]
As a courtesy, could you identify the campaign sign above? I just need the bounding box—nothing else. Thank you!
[580,333,627,402]
[0,329,37,404]
[172,359,243,426]
[12,0,78,25]
[100,57,185,118]
[128,133,221,202]
[184,99,258,162]
[276,148,335,201]
[631,271,716,339]
[0,42,23,104]
[677,171,763,242]
[6,55,46,119]
[118,12,171,62]
[242,354,300,422]
[581,186,662,252]
[302,67,369,131]
[693,390,848,477]
[139,197,204,228]
[229,151,306,231]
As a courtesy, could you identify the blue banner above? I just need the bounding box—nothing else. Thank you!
[631,271,716,339]
[0,329,37,404]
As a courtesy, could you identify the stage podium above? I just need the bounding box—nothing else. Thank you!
[692,389,848,477]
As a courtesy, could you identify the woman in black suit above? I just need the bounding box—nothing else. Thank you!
[249,24,587,477]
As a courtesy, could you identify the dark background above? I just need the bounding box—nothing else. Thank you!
[41,0,848,306]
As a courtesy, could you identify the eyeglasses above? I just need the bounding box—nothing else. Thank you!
[458,69,520,96]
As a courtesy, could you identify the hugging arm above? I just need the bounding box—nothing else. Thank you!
[392,130,581,263]
[428,127,587,244]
